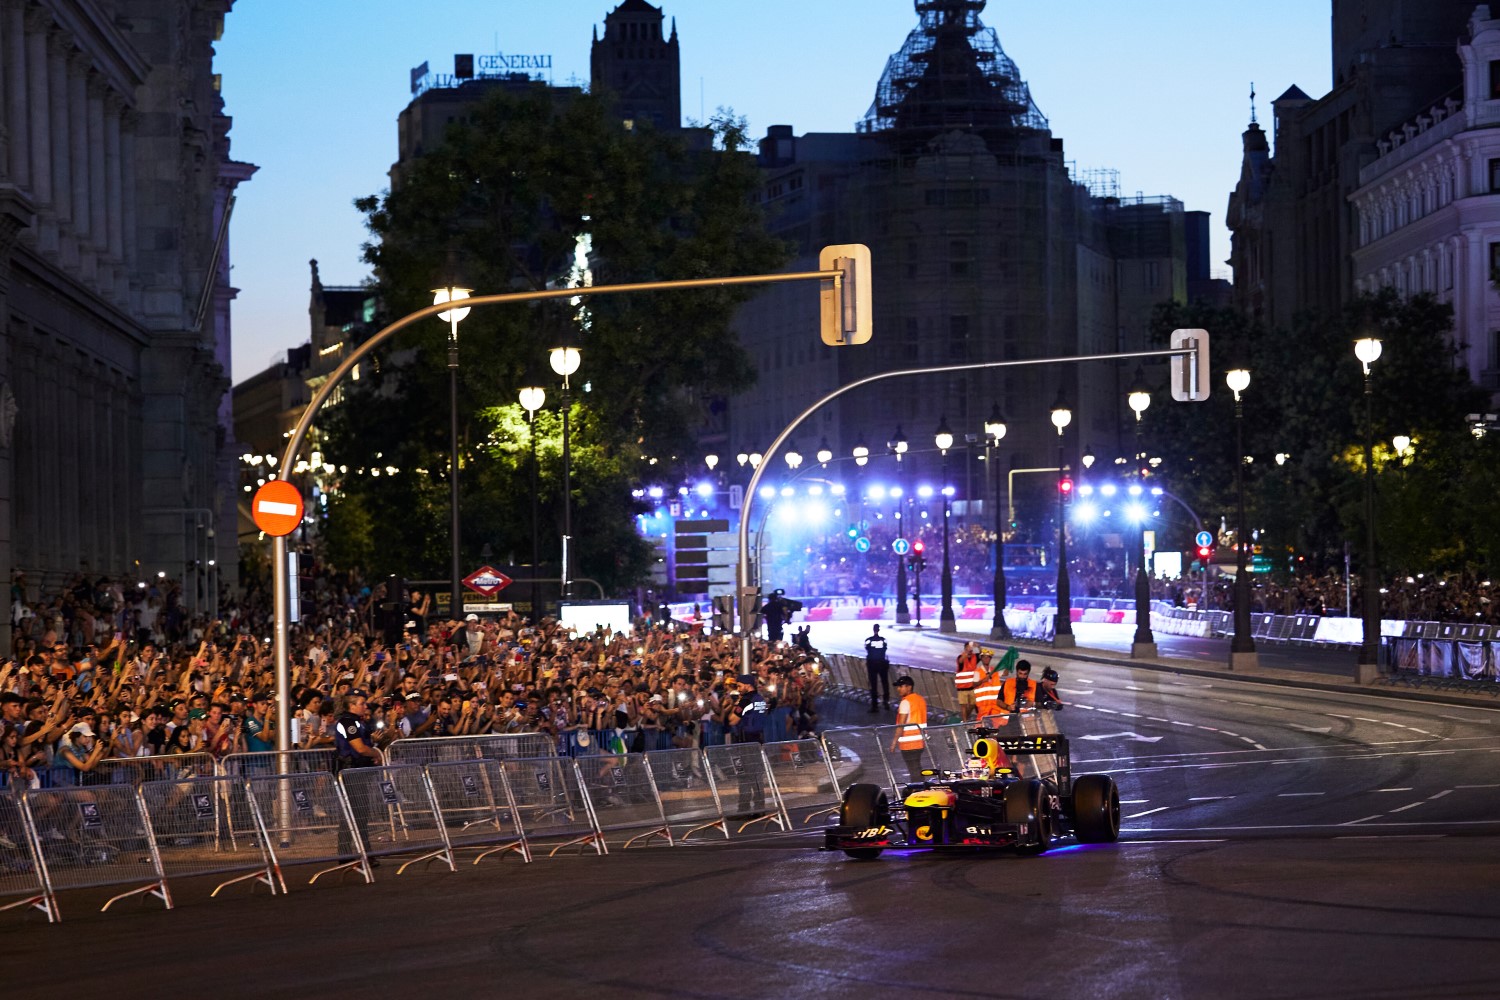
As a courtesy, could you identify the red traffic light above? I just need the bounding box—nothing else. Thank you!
[912,539,925,554]
[1195,545,1212,560]
[1058,478,1074,494]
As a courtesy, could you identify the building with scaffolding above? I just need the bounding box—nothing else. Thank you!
[727,0,1198,524]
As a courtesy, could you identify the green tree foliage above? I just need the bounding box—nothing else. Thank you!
[1143,290,1491,576]
[324,89,788,591]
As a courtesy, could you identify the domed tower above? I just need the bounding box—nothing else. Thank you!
[590,0,682,129]
[861,0,1047,154]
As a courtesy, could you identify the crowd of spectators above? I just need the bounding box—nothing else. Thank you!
[1151,570,1500,624]
[1,565,827,789]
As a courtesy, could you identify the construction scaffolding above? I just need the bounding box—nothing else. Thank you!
[859,0,1048,150]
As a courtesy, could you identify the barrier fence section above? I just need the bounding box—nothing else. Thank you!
[138,775,278,897]
[385,732,560,767]
[702,744,789,834]
[500,756,605,857]
[643,747,727,840]
[91,752,216,787]
[20,784,170,919]
[221,749,338,778]
[0,792,52,921]
[574,753,672,848]
[761,738,840,825]
[339,765,455,874]
[245,771,371,890]
[423,759,531,864]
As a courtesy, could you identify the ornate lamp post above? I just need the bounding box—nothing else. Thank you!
[1225,367,1258,669]
[1050,389,1075,648]
[1127,369,1157,657]
[1355,335,1383,681]
[984,404,1009,639]
[891,426,910,625]
[935,416,956,633]
[816,438,833,468]
[518,383,546,618]
[432,284,472,617]
[549,340,582,598]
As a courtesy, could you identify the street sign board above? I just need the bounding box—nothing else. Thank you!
[854,537,871,553]
[892,538,910,555]
[1194,530,1213,548]
[462,565,513,596]
[251,481,304,537]
[1170,329,1211,402]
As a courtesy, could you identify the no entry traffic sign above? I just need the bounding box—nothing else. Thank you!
[252,481,304,537]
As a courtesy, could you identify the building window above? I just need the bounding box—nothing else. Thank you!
[904,318,919,362]
[948,316,969,359]
[1490,242,1500,281]
[950,239,969,277]
[1491,60,1500,99]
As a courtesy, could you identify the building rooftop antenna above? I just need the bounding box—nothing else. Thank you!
[1250,82,1257,124]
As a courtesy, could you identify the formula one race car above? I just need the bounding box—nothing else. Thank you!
[824,727,1120,858]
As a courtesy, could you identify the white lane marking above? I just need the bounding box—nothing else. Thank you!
[1121,839,1228,844]
[1219,731,1240,738]
[1456,783,1500,788]
[1326,713,1354,719]
[1121,713,1143,718]
[1197,726,1220,732]
[1389,802,1425,813]
[1335,835,1445,840]
[1078,732,1164,744]
[1095,708,1118,714]
[1427,790,1452,800]
[1120,799,1150,804]
[1124,806,1169,819]
[1125,685,1141,691]
[1375,788,1413,793]
[1439,715,1491,724]
[1290,725,1333,734]
[1137,819,1500,832]
[256,499,298,516]
[1243,738,1270,750]
[1278,792,1325,797]
[1355,718,1381,724]
[1075,678,1095,684]
[1342,815,1384,825]
[1071,736,1500,767]
[1188,796,1233,801]
[1170,721,1194,727]
[1147,717,1169,723]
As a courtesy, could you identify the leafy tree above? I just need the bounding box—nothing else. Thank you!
[323,89,788,592]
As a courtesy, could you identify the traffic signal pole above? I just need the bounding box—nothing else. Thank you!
[734,343,1206,677]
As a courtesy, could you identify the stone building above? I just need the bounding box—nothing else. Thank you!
[725,0,1194,505]
[0,0,252,645]
[589,0,680,130]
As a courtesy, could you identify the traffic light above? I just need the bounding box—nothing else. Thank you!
[738,586,762,634]
[1059,478,1074,504]
[846,524,859,539]
[912,538,925,556]
[1195,544,1213,562]
[712,595,734,632]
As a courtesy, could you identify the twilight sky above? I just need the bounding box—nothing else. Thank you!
[215,0,1330,381]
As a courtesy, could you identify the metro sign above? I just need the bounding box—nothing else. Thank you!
[462,565,513,596]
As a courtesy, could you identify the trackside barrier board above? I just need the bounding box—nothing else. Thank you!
[761,739,840,824]
[423,760,530,864]
[499,756,605,857]
[245,771,371,890]
[575,754,672,848]
[0,792,53,921]
[386,733,558,768]
[21,785,170,920]
[702,745,789,835]
[643,748,727,841]
[92,753,217,787]
[139,775,278,898]
[221,749,338,778]
[340,765,455,874]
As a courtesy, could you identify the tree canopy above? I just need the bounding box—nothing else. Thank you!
[321,89,788,593]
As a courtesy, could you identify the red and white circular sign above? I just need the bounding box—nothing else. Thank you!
[251,480,305,537]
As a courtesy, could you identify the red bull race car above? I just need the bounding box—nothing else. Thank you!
[824,727,1120,858]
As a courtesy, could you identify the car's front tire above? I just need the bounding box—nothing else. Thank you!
[1003,779,1050,855]
[1071,773,1120,843]
[839,783,889,860]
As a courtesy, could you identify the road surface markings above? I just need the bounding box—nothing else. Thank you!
[1121,839,1228,844]
[1455,783,1500,788]
[1120,712,1143,718]
[1137,819,1500,833]
[1342,815,1384,825]
[1197,726,1220,732]
[1439,715,1492,724]
[1120,799,1150,804]
[1427,790,1452,800]
[1290,724,1333,733]
[1124,685,1141,691]
[1389,802,1425,813]
[1124,806,1169,819]
[1188,796,1234,801]
[1148,717,1169,723]
[1095,707,1118,714]
[1278,792,1325,797]
[1326,713,1353,719]
[1335,834,1445,840]
[1375,787,1413,792]
[1170,720,1194,726]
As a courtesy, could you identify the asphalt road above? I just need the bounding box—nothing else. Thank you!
[10,626,1500,998]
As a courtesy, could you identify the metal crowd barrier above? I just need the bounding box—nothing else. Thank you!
[499,756,605,857]
[139,775,278,898]
[575,753,672,848]
[20,784,171,919]
[0,791,53,921]
[423,759,531,864]
[92,752,217,787]
[339,765,455,875]
[385,732,560,766]
[245,771,371,891]
[644,748,727,840]
[702,744,789,834]
[221,749,337,777]
[762,739,841,825]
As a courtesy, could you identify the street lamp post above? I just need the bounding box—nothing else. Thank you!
[985,404,1009,640]
[936,416,956,633]
[891,426,910,625]
[1355,335,1383,681]
[1226,367,1258,669]
[1051,389,1075,648]
[549,341,582,599]
[433,285,472,617]
[1127,370,1157,657]
[518,383,546,618]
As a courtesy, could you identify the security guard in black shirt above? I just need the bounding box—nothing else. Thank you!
[728,674,769,815]
[333,693,382,861]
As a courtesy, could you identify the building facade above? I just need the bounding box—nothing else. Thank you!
[0,0,252,643]
[1349,5,1500,392]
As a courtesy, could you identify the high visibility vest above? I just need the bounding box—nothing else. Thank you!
[1001,677,1038,709]
[896,693,928,750]
[974,667,1004,717]
[954,653,980,690]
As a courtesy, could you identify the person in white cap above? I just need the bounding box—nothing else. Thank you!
[57,722,108,781]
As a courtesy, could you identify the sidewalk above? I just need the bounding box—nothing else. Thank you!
[881,623,1500,710]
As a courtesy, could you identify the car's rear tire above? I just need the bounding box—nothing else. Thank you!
[1003,779,1050,855]
[1071,773,1120,843]
[839,783,889,860]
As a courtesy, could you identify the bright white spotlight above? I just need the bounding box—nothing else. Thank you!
[1079,484,1095,497]
[831,483,846,496]
[759,486,776,499]
[941,486,955,497]
[1100,483,1118,497]
[803,500,829,524]
[1074,501,1099,524]
[1125,502,1147,524]
[868,484,887,500]
[696,482,714,497]
[917,485,934,498]
[780,486,795,497]
[1150,486,1164,496]
[890,486,904,498]
[648,486,664,499]
[1128,484,1143,496]
[808,484,824,496]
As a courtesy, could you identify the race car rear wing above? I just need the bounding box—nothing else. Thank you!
[969,728,1072,793]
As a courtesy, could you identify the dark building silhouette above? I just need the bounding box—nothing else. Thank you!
[590,0,681,129]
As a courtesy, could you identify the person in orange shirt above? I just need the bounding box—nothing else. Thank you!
[888,675,928,782]
[953,642,980,722]
[1000,660,1041,712]
[973,654,1005,726]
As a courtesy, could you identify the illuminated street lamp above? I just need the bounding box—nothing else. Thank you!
[892,425,911,625]
[518,383,546,616]
[705,453,719,473]
[1225,367,1257,669]
[1354,334,1383,679]
[816,438,833,467]
[935,416,956,633]
[1050,388,1074,647]
[852,439,870,467]
[984,404,1009,639]
[784,442,803,470]
[1127,367,1157,657]
[433,283,472,617]
[550,338,583,598]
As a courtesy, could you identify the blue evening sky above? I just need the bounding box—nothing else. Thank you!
[216,0,1330,381]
